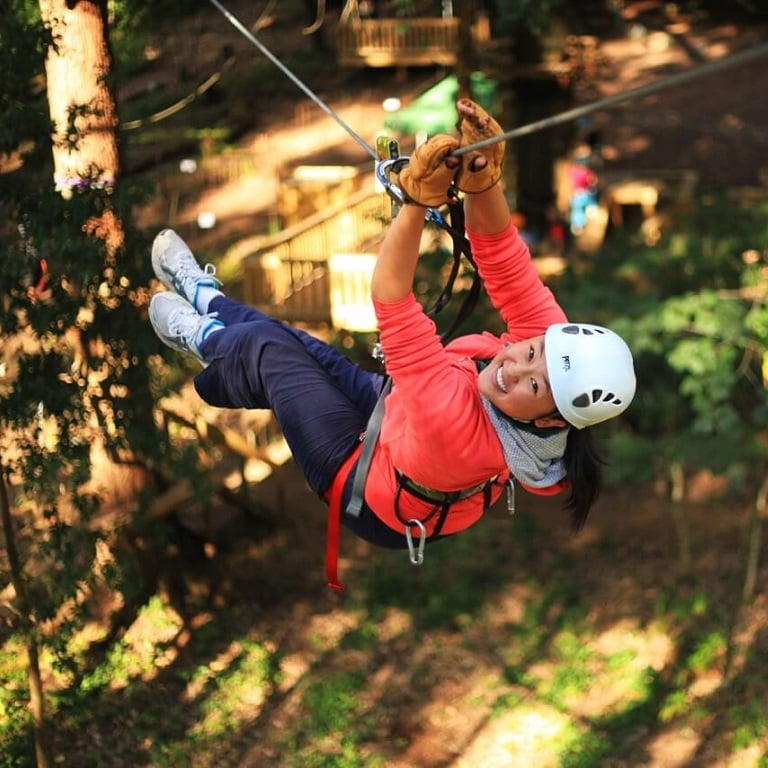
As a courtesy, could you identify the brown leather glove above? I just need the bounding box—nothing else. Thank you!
[394,134,460,207]
[454,98,505,194]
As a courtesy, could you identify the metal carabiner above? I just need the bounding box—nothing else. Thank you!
[507,478,516,516]
[374,157,449,230]
[375,156,409,208]
[404,519,427,566]
[371,339,385,364]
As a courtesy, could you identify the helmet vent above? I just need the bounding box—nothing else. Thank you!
[573,391,624,410]
[561,324,607,337]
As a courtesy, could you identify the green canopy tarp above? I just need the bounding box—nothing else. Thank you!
[383,72,497,136]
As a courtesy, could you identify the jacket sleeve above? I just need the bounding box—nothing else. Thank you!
[466,221,567,339]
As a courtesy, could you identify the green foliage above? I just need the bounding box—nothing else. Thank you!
[109,0,210,40]
[686,631,726,674]
[0,7,212,752]
[658,688,690,723]
[558,191,768,489]
[729,697,768,750]
[0,177,183,715]
[493,0,567,35]
[1,503,765,766]
[280,671,382,768]
[358,519,529,629]
[558,727,613,768]
[1,4,767,765]
[196,640,276,734]
[301,672,365,733]
[0,1,48,155]
[0,645,32,768]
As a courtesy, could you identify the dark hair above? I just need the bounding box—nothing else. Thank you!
[563,426,604,531]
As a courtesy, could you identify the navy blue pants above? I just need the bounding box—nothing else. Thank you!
[194,296,411,547]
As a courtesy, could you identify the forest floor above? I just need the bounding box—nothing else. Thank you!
[41,1,768,766]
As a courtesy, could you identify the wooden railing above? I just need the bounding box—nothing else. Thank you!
[338,18,461,67]
[149,403,291,521]
[242,188,388,326]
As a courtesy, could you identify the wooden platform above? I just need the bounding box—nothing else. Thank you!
[338,16,490,68]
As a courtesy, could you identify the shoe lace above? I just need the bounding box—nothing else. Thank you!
[175,260,218,291]
[168,307,219,350]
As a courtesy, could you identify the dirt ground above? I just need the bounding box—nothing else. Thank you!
[575,4,768,189]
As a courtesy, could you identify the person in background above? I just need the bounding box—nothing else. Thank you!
[567,142,600,234]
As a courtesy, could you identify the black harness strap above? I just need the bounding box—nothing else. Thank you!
[427,198,482,344]
[393,470,500,538]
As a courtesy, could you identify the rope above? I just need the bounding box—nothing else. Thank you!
[452,42,768,157]
[252,0,278,32]
[303,0,326,35]
[207,0,376,159]
[121,56,235,131]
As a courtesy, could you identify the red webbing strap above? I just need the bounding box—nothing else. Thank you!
[323,443,364,591]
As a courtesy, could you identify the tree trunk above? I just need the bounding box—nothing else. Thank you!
[742,472,768,602]
[723,471,768,680]
[456,0,475,98]
[39,0,120,193]
[0,463,53,768]
[669,461,692,574]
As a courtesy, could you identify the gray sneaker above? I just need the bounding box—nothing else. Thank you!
[151,229,222,308]
[149,292,224,362]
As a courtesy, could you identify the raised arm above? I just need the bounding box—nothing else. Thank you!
[370,204,426,302]
[463,184,511,235]
[453,99,566,333]
[371,134,460,303]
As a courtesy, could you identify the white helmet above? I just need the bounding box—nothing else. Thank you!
[545,323,636,430]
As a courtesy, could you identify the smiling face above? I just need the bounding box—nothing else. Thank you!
[478,336,566,427]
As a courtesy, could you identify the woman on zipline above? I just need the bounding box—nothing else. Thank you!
[148,99,636,584]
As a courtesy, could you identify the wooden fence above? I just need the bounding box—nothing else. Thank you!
[338,17,463,68]
[242,188,388,327]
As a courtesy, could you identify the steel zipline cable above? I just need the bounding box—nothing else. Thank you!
[208,0,768,161]
[207,0,377,159]
[451,41,768,156]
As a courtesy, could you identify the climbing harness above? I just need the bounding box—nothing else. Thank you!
[393,470,502,546]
